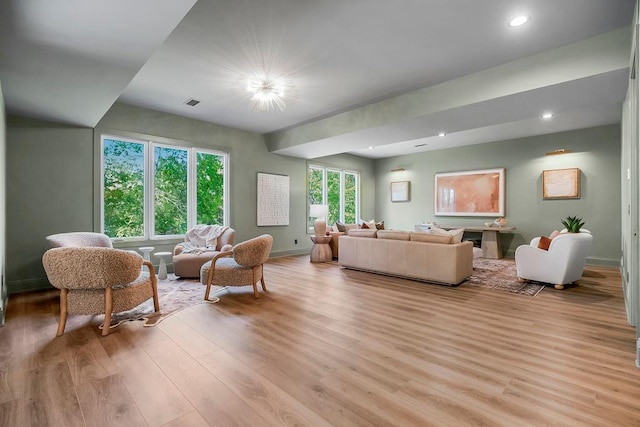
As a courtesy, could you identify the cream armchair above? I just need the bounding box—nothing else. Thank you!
[201,234,273,300]
[46,231,114,248]
[515,232,593,289]
[43,246,159,336]
[173,226,235,278]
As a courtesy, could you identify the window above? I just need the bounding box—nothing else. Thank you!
[308,165,359,228]
[101,135,228,240]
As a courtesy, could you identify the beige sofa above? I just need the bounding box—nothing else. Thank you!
[338,229,473,285]
[328,223,359,258]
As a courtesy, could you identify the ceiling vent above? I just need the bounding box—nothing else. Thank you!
[184,99,200,107]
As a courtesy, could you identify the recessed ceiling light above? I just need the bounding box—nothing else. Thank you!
[368,146,374,150]
[509,15,530,27]
[438,132,447,137]
[541,112,554,119]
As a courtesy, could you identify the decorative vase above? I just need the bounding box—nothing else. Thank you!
[494,217,507,227]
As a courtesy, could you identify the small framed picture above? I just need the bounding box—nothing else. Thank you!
[543,168,580,199]
[391,181,410,202]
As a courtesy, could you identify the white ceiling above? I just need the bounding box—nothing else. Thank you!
[0,0,634,159]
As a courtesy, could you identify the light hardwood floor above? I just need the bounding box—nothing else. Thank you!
[1,255,639,426]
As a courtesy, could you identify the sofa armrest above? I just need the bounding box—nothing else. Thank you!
[328,232,344,258]
[515,244,561,281]
[173,243,186,256]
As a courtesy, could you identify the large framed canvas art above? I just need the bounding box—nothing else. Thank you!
[434,168,505,216]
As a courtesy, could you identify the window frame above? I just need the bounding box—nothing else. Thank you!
[100,134,229,242]
[307,164,360,232]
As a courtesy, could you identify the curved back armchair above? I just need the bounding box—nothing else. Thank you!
[201,234,273,300]
[43,233,159,336]
[515,232,593,289]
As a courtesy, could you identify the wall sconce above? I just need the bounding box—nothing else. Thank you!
[545,149,573,156]
[390,167,405,172]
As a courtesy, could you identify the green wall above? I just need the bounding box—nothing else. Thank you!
[375,125,621,265]
[0,83,6,324]
[6,116,94,292]
[6,103,375,292]
[4,103,621,293]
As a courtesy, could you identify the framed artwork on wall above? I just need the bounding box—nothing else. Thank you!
[257,172,290,226]
[434,168,505,216]
[391,181,410,202]
[542,168,580,199]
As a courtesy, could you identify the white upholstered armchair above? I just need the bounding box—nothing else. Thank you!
[515,232,593,289]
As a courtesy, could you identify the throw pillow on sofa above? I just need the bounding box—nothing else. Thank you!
[335,221,346,233]
[359,218,377,230]
[430,227,465,244]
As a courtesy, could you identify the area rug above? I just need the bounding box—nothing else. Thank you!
[464,258,544,297]
[99,275,227,330]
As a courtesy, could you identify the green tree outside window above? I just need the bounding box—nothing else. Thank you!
[103,139,145,238]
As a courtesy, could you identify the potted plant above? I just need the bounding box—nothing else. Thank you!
[561,215,585,233]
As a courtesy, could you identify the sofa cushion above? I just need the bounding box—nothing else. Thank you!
[410,232,453,244]
[335,221,346,232]
[348,229,377,238]
[430,227,465,244]
[345,224,359,232]
[377,230,410,241]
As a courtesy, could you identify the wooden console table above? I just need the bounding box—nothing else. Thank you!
[440,225,515,259]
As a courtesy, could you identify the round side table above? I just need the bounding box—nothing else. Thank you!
[154,251,172,280]
[138,246,154,261]
[138,246,155,273]
[310,235,332,263]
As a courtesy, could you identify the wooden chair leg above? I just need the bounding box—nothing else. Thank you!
[204,260,220,301]
[56,288,69,337]
[102,287,113,336]
[145,261,160,312]
[252,267,260,298]
[554,284,565,290]
[260,266,267,292]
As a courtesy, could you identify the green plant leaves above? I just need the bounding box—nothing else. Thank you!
[561,215,585,233]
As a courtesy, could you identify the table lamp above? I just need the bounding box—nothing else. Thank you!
[309,204,329,237]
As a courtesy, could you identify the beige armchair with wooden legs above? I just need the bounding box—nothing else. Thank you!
[42,233,159,336]
[200,234,273,300]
